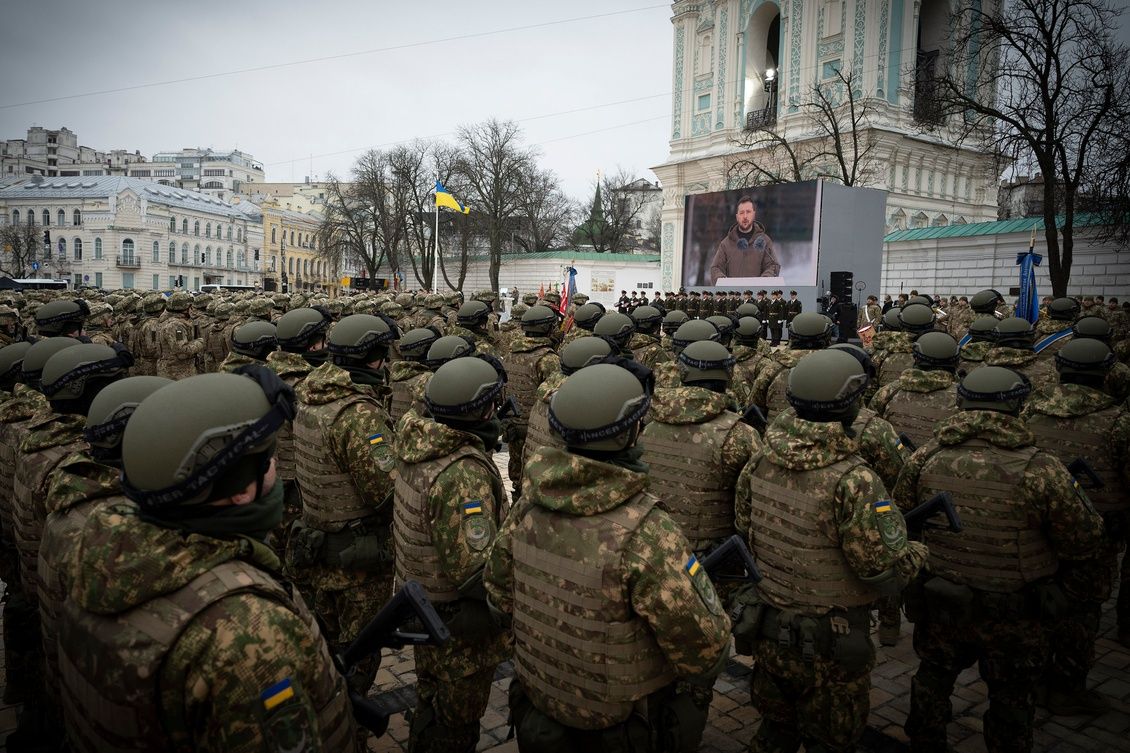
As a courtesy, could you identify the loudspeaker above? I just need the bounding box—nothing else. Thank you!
[830,271,854,301]
[836,304,857,342]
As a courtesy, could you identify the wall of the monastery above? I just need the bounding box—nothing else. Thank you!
[881,233,1130,298]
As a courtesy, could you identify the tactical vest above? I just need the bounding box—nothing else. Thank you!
[158,318,196,363]
[394,444,503,602]
[505,343,553,419]
[878,350,915,388]
[206,325,229,371]
[135,319,162,362]
[390,371,428,425]
[1027,405,1125,514]
[39,496,110,697]
[746,456,879,614]
[13,438,84,598]
[0,414,39,547]
[642,411,743,547]
[293,393,374,532]
[766,352,813,418]
[522,397,564,467]
[916,438,1056,592]
[58,558,353,753]
[882,385,958,450]
[511,491,675,730]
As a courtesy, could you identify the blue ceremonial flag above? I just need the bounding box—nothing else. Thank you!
[559,265,577,314]
[1015,245,1041,325]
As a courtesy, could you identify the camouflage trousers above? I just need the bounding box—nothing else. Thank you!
[507,433,527,500]
[157,358,197,381]
[307,565,394,696]
[408,622,509,753]
[749,635,872,753]
[907,614,1045,753]
[1046,544,1120,688]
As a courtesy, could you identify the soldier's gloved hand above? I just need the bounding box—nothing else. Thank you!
[447,598,496,643]
[728,583,764,655]
[333,536,388,571]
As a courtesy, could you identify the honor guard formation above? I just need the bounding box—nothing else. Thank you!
[0,284,1126,753]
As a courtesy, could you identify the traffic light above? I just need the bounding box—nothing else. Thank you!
[43,230,51,245]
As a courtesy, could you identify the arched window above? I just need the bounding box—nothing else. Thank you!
[182,218,188,234]
[57,209,65,226]
[205,223,211,238]
[194,220,200,236]
[94,238,103,259]
[181,243,188,264]
[237,228,243,242]
[311,236,316,251]
[153,240,160,262]
[303,259,309,277]
[11,210,18,225]
[73,209,81,226]
[26,210,34,225]
[169,241,176,261]
[169,216,176,232]
[227,225,232,240]
[58,237,66,259]
[288,257,294,275]
[226,249,233,268]
[122,238,135,261]
[206,246,212,266]
[290,230,295,245]
[74,238,83,260]
[194,244,201,264]
[42,209,50,226]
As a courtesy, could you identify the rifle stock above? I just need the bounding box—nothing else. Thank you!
[903,491,962,536]
[1067,457,1104,490]
[897,432,917,453]
[742,405,769,434]
[700,534,763,584]
[339,580,450,671]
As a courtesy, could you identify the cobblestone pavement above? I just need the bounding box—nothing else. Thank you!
[2,451,1127,751]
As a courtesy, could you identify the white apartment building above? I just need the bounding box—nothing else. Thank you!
[1,126,148,184]
[0,176,264,291]
[151,148,264,201]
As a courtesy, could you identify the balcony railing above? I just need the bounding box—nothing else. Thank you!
[115,255,141,268]
[745,105,778,132]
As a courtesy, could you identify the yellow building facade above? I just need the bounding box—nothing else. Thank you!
[261,201,333,293]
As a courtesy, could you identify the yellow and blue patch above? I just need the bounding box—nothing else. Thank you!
[685,554,701,577]
[368,433,385,446]
[463,500,483,516]
[873,499,893,514]
[261,678,295,711]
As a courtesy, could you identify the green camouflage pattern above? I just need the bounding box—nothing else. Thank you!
[983,346,1058,393]
[870,367,955,410]
[959,340,993,366]
[219,351,261,373]
[64,501,356,753]
[626,332,671,370]
[449,324,502,359]
[769,406,908,489]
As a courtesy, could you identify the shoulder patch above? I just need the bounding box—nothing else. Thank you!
[257,677,315,753]
[368,432,384,446]
[261,678,295,711]
[686,554,723,616]
[873,500,906,552]
[462,504,494,552]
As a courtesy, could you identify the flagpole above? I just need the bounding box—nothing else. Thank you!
[434,176,440,292]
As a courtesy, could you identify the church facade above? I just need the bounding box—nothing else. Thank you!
[652,0,1003,291]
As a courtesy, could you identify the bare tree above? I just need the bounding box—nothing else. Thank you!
[726,67,881,187]
[319,174,382,283]
[575,168,657,253]
[455,119,535,292]
[0,221,40,279]
[925,0,1130,296]
[513,167,576,253]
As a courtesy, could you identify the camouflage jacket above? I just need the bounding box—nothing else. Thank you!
[63,501,355,753]
[219,352,262,374]
[266,349,315,385]
[449,325,503,359]
[960,340,993,365]
[627,332,671,370]
[984,346,1058,393]
[892,410,1105,564]
[769,406,907,489]
[748,346,810,414]
[871,368,955,411]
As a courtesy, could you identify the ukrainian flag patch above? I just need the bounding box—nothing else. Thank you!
[463,500,483,516]
[685,555,701,577]
[261,678,295,710]
[368,433,385,446]
[873,500,893,514]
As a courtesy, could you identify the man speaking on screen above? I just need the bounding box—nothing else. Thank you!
[708,195,781,284]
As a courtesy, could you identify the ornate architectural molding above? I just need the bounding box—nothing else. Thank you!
[661,222,675,291]
[673,26,686,138]
[877,0,890,97]
[715,7,728,130]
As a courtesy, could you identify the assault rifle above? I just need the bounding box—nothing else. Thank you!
[1067,458,1104,491]
[902,491,962,537]
[701,534,763,584]
[337,580,450,737]
[496,395,522,421]
[897,433,917,453]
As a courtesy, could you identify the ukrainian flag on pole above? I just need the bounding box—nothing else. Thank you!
[435,181,470,214]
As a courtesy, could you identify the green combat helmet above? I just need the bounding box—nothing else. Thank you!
[1071,316,1112,344]
[398,327,442,363]
[631,306,664,336]
[230,321,278,361]
[1047,298,1081,322]
[671,319,721,356]
[120,369,295,509]
[247,297,275,320]
[425,357,506,424]
[906,295,934,308]
[457,300,492,328]
[734,316,763,347]
[549,363,652,451]
[786,349,869,426]
[327,314,396,366]
[880,308,902,332]
[521,305,559,337]
[35,299,89,336]
[968,316,998,343]
[275,307,332,352]
[573,303,606,332]
[509,303,529,322]
[956,366,1031,414]
[993,317,1036,349]
[593,312,635,350]
[559,337,615,375]
[194,293,213,310]
[705,315,736,347]
[424,293,445,312]
[166,291,193,313]
[543,291,562,308]
[788,312,834,350]
[21,337,82,390]
[970,289,1006,315]
[1055,338,1115,388]
[572,293,590,306]
[736,302,762,319]
[212,302,234,322]
[897,303,937,337]
[912,332,960,373]
[678,340,735,391]
[141,293,166,316]
[661,309,689,338]
[828,342,877,382]
[522,293,539,307]
[425,335,478,370]
[0,342,33,391]
[40,343,133,414]
[84,376,172,466]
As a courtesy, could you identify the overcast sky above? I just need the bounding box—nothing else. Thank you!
[0,0,673,199]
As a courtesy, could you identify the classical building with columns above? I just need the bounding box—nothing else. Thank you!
[652,0,1003,291]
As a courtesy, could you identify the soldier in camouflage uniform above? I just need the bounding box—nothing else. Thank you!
[748,312,833,421]
[156,291,204,379]
[628,305,672,369]
[642,340,762,552]
[960,316,999,368]
[204,301,235,371]
[288,314,397,723]
[389,327,441,424]
[873,303,936,390]
[485,363,732,751]
[730,315,773,409]
[83,302,116,346]
[502,305,562,501]
[894,366,1106,753]
[737,349,927,753]
[660,309,689,352]
[134,293,166,376]
[1070,316,1130,402]
[220,320,278,372]
[1032,297,1080,360]
[393,358,511,752]
[653,319,723,388]
[33,298,89,339]
[0,305,22,347]
[984,317,1058,393]
[593,311,635,357]
[58,369,357,752]
[451,300,503,358]
[560,301,605,349]
[1022,339,1130,708]
[871,331,962,450]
